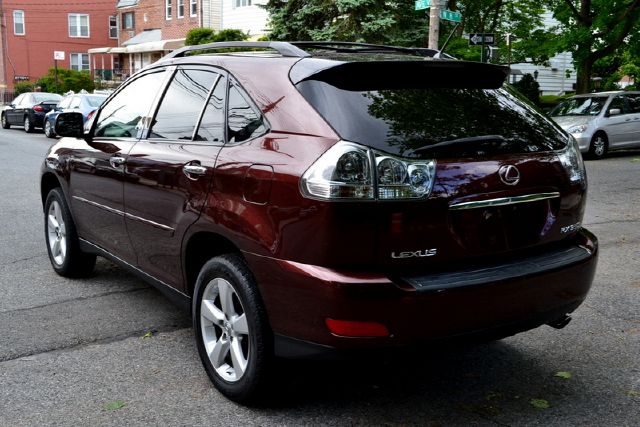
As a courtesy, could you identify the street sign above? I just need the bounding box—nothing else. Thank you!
[468,33,496,46]
[440,9,462,22]
[414,0,430,10]
[54,51,65,61]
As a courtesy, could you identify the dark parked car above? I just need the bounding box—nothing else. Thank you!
[2,92,62,132]
[43,93,107,138]
[41,42,598,403]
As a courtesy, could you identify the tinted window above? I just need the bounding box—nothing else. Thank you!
[297,80,567,158]
[227,84,266,143]
[608,96,629,114]
[95,71,166,138]
[628,94,640,113]
[150,68,218,140]
[195,74,226,143]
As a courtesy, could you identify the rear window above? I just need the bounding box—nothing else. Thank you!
[85,95,107,107]
[296,81,567,158]
[32,93,62,103]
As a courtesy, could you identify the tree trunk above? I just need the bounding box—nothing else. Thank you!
[576,58,593,94]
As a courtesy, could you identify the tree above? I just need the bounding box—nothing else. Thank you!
[512,73,540,104]
[544,0,640,93]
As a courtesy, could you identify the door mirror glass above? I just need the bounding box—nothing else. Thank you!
[608,108,621,116]
[55,112,85,138]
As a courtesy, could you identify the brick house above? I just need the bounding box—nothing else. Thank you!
[0,0,117,95]
[90,0,201,79]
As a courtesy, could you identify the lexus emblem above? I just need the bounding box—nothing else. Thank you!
[498,165,520,186]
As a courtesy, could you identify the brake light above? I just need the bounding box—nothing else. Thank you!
[301,141,436,200]
[87,109,96,121]
[33,105,44,112]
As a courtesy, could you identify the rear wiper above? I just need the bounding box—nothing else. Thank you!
[411,135,506,155]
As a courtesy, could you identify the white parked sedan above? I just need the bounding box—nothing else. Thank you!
[550,91,640,159]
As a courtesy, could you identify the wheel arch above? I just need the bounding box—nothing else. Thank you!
[41,172,62,208]
[183,231,243,297]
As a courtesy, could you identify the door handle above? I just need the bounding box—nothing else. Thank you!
[183,164,207,177]
[109,156,126,168]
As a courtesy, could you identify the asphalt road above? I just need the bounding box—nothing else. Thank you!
[0,126,638,426]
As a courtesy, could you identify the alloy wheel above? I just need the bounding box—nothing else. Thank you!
[44,120,53,137]
[47,200,67,266]
[24,117,31,132]
[200,277,250,382]
[592,136,606,157]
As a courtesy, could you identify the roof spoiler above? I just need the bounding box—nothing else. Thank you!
[291,60,510,90]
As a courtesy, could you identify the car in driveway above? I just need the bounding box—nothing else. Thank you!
[2,92,62,132]
[550,91,640,159]
[43,93,107,138]
[41,41,598,403]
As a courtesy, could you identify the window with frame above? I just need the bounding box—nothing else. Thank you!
[70,53,90,71]
[609,96,630,115]
[109,16,118,38]
[227,82,266,143]
[13,10,25,35]
[177,0,184,18]
[234,0,252,7]
[95,71,166,138]
[196,75,227,143]
[150,69,220,141]
[190,0,198,16]
[69,14,90,37]
[166,0,172,19]
[122,12,134,29]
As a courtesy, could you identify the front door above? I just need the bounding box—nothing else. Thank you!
[124,67,226,289]
[69,69,168,263]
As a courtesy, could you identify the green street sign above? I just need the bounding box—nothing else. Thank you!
[440,9,462,23]
[415,0,431,11]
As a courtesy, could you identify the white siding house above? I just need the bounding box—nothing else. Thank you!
[221,0,269,38]
[511,12,577,95]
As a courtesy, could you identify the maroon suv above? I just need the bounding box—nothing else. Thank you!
[41,41,598,402]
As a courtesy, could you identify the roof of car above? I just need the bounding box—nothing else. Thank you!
[572,91,640,98]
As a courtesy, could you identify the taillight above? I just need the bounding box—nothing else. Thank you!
[87,109,96,121]
[301,140,436,201]
[556,136,586,186]
[33,105,44,112]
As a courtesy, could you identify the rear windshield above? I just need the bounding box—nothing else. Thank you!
[85,95,107,107]
[296,81,567,158]
[32,93,62,103]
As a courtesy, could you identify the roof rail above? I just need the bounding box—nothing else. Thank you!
[290,41,440,58]
[164,41,311,59]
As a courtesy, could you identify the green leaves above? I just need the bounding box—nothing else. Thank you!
[554,371,572,379]
[530,398,550,409]
[103,400,126,411]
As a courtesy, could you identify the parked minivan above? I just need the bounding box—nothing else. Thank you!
[550,91,640,159]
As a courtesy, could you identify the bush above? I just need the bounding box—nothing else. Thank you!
[14,81,35,95]
[185,28,248,46]
[512,73,540,105]
[36,68,94,94]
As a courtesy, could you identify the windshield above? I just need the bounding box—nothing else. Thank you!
[550,97,607,117]
[85,95,107,107]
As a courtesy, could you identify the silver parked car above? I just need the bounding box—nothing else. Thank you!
[550,91,640,159]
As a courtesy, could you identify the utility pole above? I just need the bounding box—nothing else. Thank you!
[428,0,441,50]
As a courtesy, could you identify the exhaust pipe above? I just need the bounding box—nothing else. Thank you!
[547,314,572,329]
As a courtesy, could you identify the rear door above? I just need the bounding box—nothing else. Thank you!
[603,95,634,146]
[123,66,226,290]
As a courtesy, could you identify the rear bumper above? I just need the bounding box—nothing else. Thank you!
[245,228,598,357]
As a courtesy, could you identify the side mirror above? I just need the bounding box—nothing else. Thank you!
[607,108,621,116]
[55,112,85,138]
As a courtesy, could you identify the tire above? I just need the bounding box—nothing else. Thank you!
[24,115,33,133]
[44,119,56,138]
[44,188,96,277]
[588,133,608,159]
[192,254,272,403]
[1,113,9,129]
